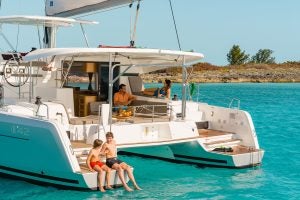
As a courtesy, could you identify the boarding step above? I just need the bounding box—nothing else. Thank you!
[199,129,235,143]
[71,141,92,164]
[73,148,90,164]
[216,145,262,155]
[77,155,88,164]
[202,134,235,144]
[201,133,236,144]
[204,138,242,151]
[73,147,89,155]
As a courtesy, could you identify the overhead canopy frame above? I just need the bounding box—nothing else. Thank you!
[0,15,98,27]
[0,15,98,49]
[24,47,204,67]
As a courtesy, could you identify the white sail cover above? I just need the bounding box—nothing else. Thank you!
[46,0,137,17]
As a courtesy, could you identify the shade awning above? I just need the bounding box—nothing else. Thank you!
[23,47,204,67]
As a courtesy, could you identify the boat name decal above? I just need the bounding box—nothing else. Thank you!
[11,125,30,137]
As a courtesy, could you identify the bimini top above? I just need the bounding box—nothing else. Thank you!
[23,48,204,67]
[0,15,98,27]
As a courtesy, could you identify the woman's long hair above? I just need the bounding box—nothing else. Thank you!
[165,79,171,89]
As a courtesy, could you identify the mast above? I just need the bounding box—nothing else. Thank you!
[44,26,57,48]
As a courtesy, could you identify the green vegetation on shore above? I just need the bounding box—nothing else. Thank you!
[68,45,300,83]
[142,45,300,83]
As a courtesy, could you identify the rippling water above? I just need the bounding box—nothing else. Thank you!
[1,83,299,200]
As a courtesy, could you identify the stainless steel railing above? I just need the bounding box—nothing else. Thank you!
[97,104,174,125]
[229,98,240,110]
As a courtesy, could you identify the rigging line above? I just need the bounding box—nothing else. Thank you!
[168,0,181,51]
[44,0,47,15]
[15,24,20,52]
[130,1,133,43]
[130,0,141,47]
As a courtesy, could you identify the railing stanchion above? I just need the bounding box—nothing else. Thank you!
[152,105,154,122]
[133,106,136,120]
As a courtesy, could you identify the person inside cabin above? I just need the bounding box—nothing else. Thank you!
[86,139,113,192]
[172,94,178,101]
[114,84,136,109]
[30,47,37,52]
[101,132,141,192]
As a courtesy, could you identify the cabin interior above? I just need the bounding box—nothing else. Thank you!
[62,61,120,117]
[56,61,169,118]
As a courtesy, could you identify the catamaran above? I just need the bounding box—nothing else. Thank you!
[0,0,264,190]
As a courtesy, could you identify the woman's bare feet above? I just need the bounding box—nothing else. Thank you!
[134,184,142,190]
[99,187,106,192]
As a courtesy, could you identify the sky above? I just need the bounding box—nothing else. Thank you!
[0,0,300,65]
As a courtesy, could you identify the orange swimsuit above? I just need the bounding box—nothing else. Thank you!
[90,161,104,169]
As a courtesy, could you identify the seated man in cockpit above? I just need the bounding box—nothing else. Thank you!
[113,84,136,109]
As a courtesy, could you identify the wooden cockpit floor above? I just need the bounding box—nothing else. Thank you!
[215,145,261,155]
[71,140,91,149]
[79,163,92,174]
[198,129,233,138]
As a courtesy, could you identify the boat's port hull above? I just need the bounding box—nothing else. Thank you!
[0,166,88,190]
[0,168,127,190]
[0,112,129,190]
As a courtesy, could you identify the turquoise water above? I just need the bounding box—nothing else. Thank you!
[1,83,300,200]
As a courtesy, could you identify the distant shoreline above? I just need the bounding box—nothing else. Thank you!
[68,62,300,83]
[141,63,300,83]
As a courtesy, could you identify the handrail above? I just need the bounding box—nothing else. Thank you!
[97,105,106,139]
[111,104,173,123]
[229,98,240,110]
[36,103,49,119]
[60,56,75,88]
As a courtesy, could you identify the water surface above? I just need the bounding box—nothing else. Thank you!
[1,83,299,200]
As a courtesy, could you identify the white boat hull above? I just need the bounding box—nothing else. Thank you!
[0,111,129,189]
